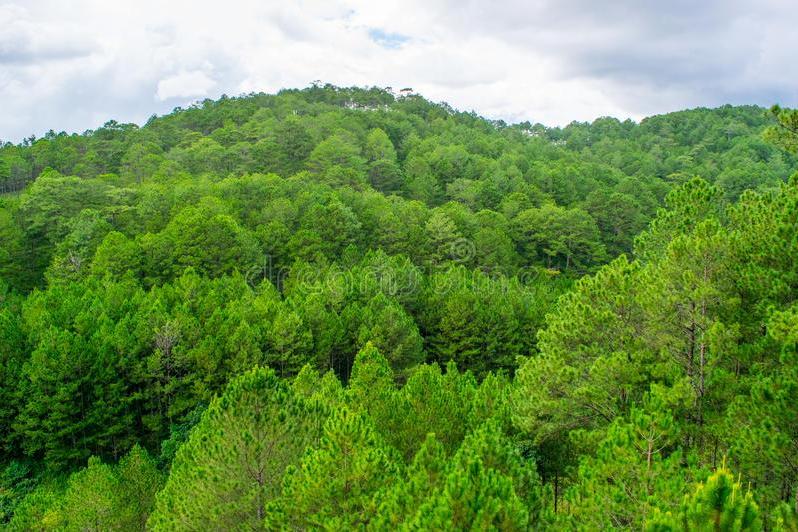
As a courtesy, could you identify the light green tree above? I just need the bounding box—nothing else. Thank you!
[148,367,323,530]
[265,407,400,529]
[646,466,761,531]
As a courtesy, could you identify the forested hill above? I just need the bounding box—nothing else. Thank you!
[2,87,794,291]
[2,86,798,529]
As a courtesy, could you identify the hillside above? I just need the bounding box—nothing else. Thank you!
[1,86,798,529]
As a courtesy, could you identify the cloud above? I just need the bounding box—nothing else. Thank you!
[427,0,798,114]
[156,70,216,101]
[1,0,797,142]
[0,4,95,65]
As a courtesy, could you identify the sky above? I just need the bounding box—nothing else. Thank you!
[2,0,797,142]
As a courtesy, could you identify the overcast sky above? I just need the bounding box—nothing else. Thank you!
[2,0,797,142]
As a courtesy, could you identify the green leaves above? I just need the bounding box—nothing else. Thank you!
[372,422,539,530]
[306,131,367,181]
[149,367,324,530]
[513,175,798,527]
[514,255,647,446]
[4,88,798,529]
[7,446,163,531]
[634,178,723,263]
[646,466,762,531]
[512,203,607,273]
[561,395,695,529]
[764,105,798,154]
[266,408,399,529]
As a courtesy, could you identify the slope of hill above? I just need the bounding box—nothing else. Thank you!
[1,86,797,529]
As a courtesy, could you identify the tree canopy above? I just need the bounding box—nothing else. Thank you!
[2,85,798,530]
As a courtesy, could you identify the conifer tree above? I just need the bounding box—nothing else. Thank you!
[372,433,449,529]
[646,466,761,531]
[148,367,323,530]
[562,388,696,529]
[59,456,121,531]
[347,342,396,422]
[265,407,400,529]
[514,255,648,448]
[411,423,533,530]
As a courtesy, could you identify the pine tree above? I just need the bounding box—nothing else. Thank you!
[633,178,722,263]
[365,128,404,193]
[725,305,798,521]
[411,424,532,530]
[513,255,648,447]
[263,306,313,376]
[52,446,163,531]
[389,362,476,459]
[6,478,66,531]
[0,284,25,456]
[372,433,449,529]
[764,105,798,154]
[148,367,323,530]
[424,211,462,266]
[266,407,400,529]
[563,388,697,529]
[60,456,121,531]
[646,466,762,531]
[16,324,134,469]
[292,364,346,410]
[116,445,164,530]
[355,294,424,375]
[347,342,395,414]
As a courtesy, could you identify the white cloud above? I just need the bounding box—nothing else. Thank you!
[1,0,797,142]
[156,70,216,101]
[0,3,94,64]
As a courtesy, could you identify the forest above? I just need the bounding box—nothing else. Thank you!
[1,85,798,530]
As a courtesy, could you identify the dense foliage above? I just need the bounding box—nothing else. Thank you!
[1,85,797,529]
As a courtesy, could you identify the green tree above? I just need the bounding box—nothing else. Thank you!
[725,305,798,521]
[0,284,25,455]
[16,322,134,469]
[59,457,121,531]
[634,178,722,263]
[263,306,313,376]
[266,408,399,529]
[306,131,367,178]
[365,128,403,193]
[148,367,323,530]
[355,293,424,375]
[513,255,649,447]
[365,128,398,163]
[115,445,165,530]
[411,423,534,530]
[142,201,260,281]
[120,142,163,184]
[424,211,463,266]
[0,206,33,290]
[764,105,798,154]
[388,362,476,459]
[274,116,315,175]
[45,209,112,284]
[646,466,761,531]
[57,446,162,531]
[512,204,606,272]
[562,389,695,529]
